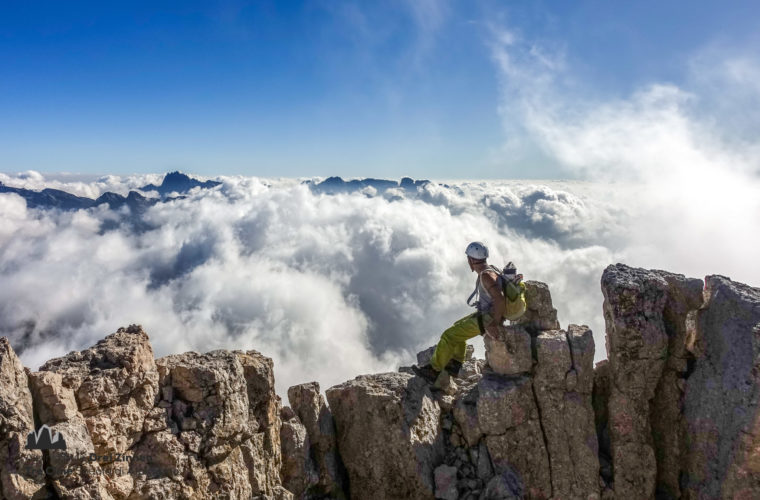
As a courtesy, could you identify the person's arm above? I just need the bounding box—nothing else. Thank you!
[481,271,505,337]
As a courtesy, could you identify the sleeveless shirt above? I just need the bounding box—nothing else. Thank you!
[475,268,498,313]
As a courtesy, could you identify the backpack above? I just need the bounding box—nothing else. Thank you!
[467,262,527,321]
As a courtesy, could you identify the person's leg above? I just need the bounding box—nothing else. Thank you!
[430,313,487,372]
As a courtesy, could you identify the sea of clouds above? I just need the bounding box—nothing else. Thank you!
[1,166,757,398]
[0,175,630,396]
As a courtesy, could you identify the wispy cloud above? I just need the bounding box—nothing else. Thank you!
[485,16,760,293]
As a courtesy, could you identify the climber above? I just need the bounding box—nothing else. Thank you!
[412,241,506,385]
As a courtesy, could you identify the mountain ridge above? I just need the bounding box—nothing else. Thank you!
[1,265,759,499]
[0,171,221,211]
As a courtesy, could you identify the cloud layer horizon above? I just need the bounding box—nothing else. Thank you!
[1,169,756,398]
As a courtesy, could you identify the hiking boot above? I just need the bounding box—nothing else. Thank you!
[444,359,463,378]
[412,364,440,384]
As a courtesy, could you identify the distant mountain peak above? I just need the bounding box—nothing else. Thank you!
[308,176,430,195]
[141,172,221,197]
[0,171,219,213]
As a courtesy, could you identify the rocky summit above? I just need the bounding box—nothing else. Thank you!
[1,264,759,499]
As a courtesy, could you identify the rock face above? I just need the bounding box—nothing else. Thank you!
[137,347,284,499]
[681,275,760,499]
[599,264,760,500]
[532,326,598,499]
[484,325,532,376]
[3,267,760,500]
[279,406,318,497]
[0,338,45,500]
[30,325,160,499]
[373,281,598,499]
[0,325,289,500]
[602,265,689,499]
[325,373,444,500]
[286,382,347,499]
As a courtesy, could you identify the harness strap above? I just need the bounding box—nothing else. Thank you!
[466,286,478,307]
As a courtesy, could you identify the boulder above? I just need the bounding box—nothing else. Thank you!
[476,375,536,435]
[45,419,114,499]
[484,423,550,499]
[325,373,444,500]
[452,380,483,448]
[592,361,612,487]
[514,281,561,332]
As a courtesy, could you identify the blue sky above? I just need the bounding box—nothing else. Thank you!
[1,0,758,179]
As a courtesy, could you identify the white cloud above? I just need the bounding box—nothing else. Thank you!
[0,176,620,396]
[0,171,169,198]
[486,21,760,347]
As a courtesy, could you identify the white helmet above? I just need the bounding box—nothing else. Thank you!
[465,241,489,260]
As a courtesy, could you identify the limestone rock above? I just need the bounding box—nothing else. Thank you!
[592,361,612,488]
[682,275,760,499]
[601,265,670,499]
[287,382,346,499]
[37,325,159,458]
[601,265,706,499]
[476,374,536,435]
[26,325,159,499]
[279,409,318,498]
[485,422,550,499]
[476,374,551,498]
[0,337,46,500]
[484,325,532,375]
[2,325,287,500]
[325,372,444,500]
[567,324,596,395]
[452,379,483,448]
[533,327,599,499]
[650,271,704,499]
[143,348,283,498]
[515,281,561,332]
[8,265,760,500]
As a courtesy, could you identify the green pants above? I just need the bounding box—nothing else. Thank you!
[430,312,491,372]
